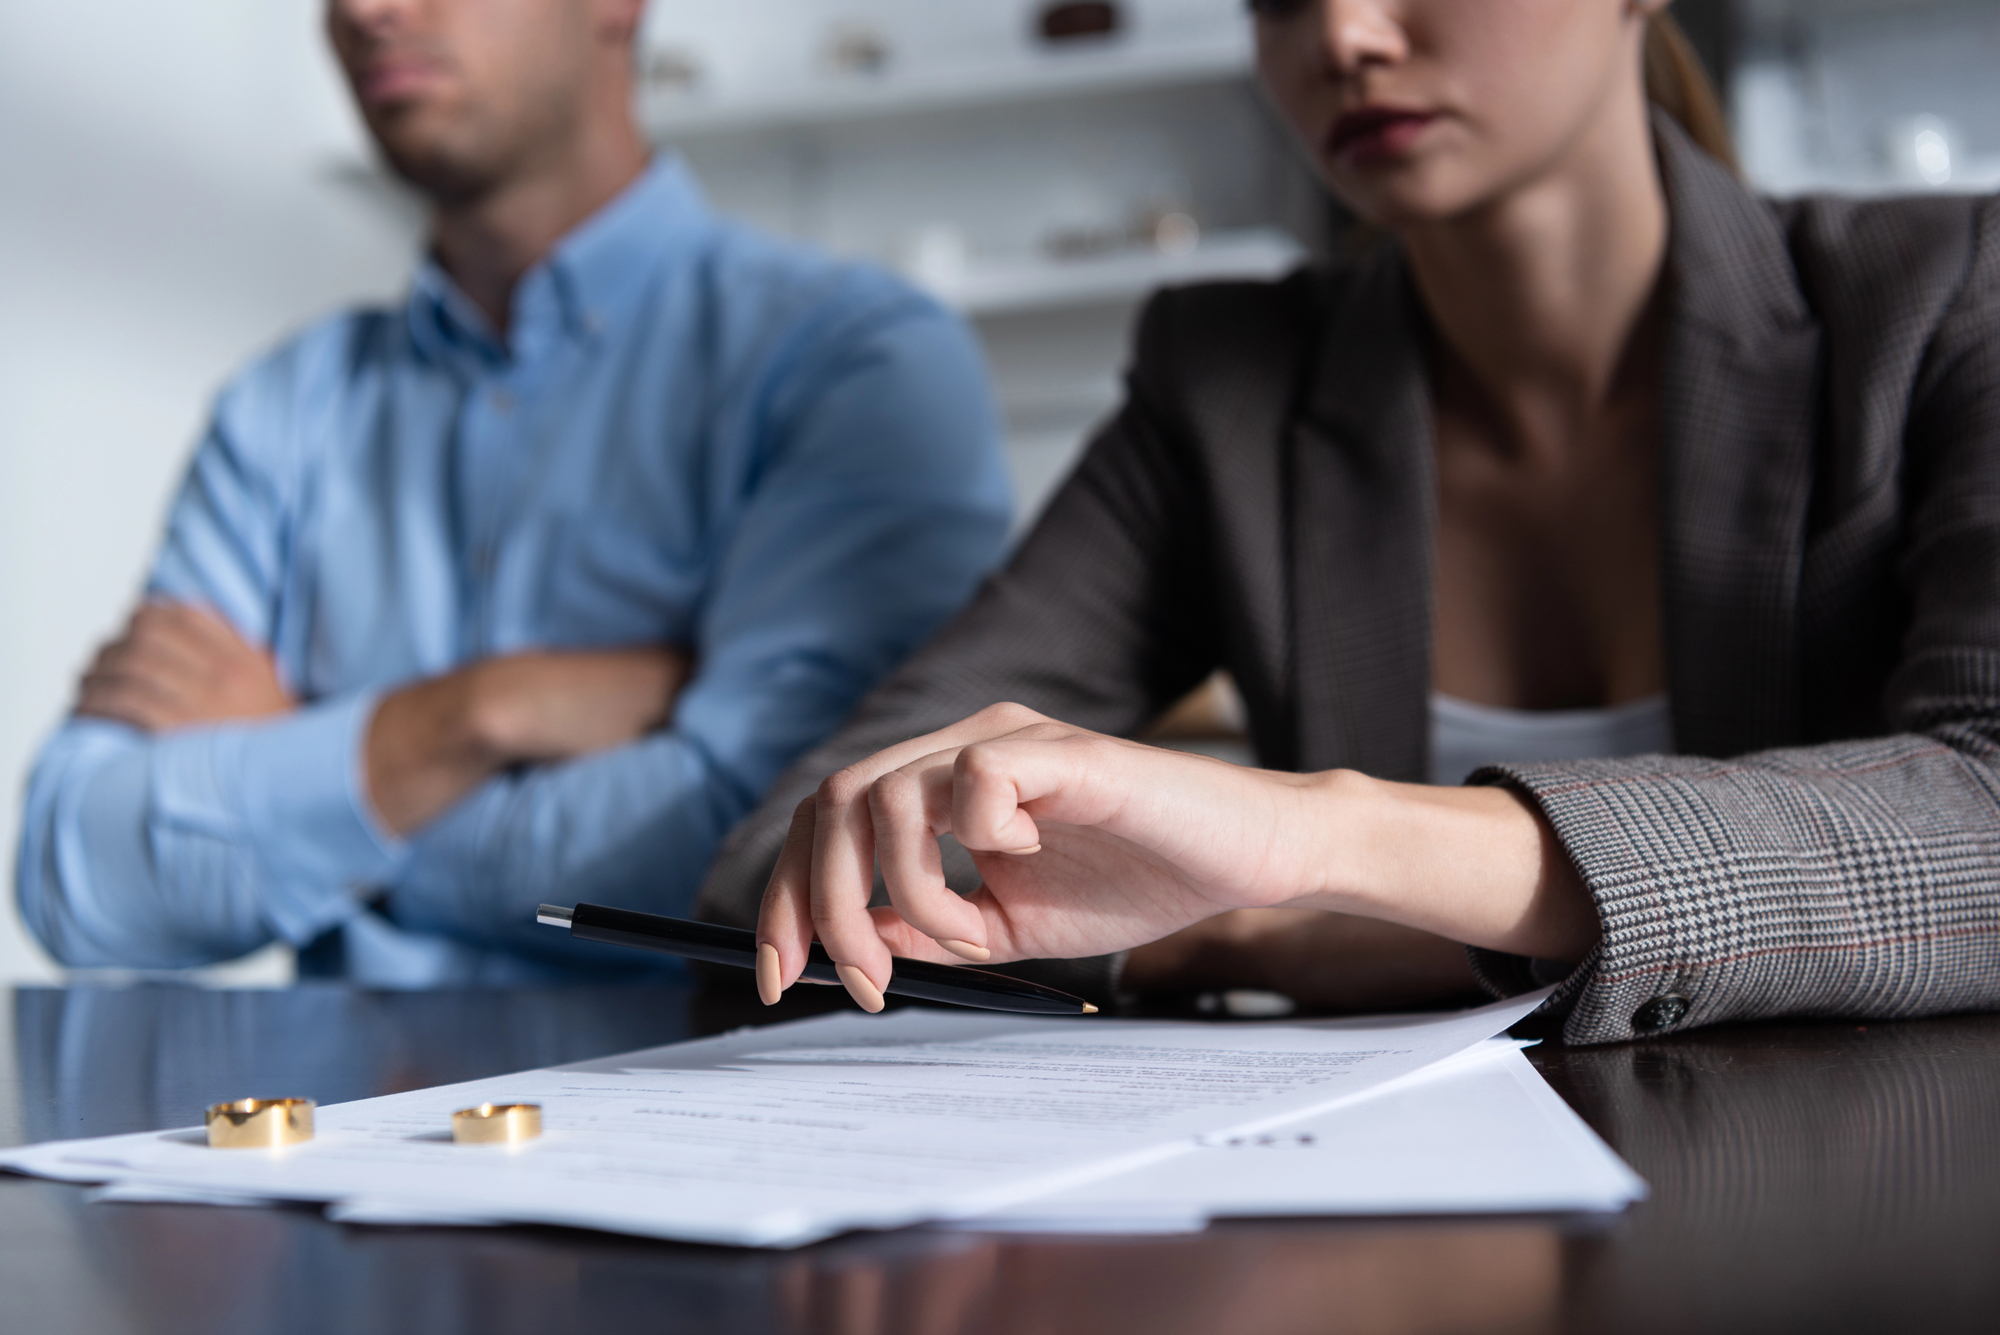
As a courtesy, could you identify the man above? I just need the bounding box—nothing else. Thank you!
[15,0,1011,984]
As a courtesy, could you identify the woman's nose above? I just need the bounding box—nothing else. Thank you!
[1318,0,1410,79]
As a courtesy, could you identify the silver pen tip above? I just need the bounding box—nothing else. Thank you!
[536,904,574,929]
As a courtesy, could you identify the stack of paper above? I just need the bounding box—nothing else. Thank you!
[0,988,1640,1247]
[957,1038,1642,1234]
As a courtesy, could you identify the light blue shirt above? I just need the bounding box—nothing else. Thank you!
[17,158,1011,985]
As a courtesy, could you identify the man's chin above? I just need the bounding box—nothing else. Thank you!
[369,133,501,206]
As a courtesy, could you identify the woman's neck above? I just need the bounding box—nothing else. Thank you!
[1398,91,1669,454]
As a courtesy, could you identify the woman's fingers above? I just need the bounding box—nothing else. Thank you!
[870,757,992,961]
[867,722,1090,961]
[862,905,990,963]
[754,704,1065,1013]
[808,766,896,1011]
[949,730,1131,855]
[950,743,1048,856]
[802,706,1055,1010]
[756,797,820,1003]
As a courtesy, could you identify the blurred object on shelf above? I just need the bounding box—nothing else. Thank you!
[823,22,893,78]
[1040,2,1125,44]
[1150,208,1201,256]
[914,227,1304,318]
[643,45,704,97]
[1146,671,1254,768]
[902,224,973,294]
[1146,671,1249,742]
[1045,203,1202,260]
[1881,114,1959,188]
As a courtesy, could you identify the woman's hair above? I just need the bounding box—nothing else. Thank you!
[1644,11,1739,173]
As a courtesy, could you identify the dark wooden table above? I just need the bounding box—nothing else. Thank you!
[4,982,1997,1335]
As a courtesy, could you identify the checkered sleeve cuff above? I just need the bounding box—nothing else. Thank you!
[1470,737,2000,1044]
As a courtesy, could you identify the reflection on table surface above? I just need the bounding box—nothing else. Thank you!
[4,984,1999,1335]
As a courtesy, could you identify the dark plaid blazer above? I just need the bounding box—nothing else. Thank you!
[699,117,2000,1045]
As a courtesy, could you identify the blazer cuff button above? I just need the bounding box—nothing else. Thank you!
[1632,994,1690,1034]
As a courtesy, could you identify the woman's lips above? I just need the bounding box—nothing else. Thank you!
[1327,108,1440,166]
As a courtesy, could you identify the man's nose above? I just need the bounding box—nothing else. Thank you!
[1318,0,1410,79]
[327,0,412,38]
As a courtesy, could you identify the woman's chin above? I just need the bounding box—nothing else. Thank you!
[1323,164,1495,235]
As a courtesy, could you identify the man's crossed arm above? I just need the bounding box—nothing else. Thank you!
[76,600,692,836]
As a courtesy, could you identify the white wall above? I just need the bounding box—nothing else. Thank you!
[0,1,420,983]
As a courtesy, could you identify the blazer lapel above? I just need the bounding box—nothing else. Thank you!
[1284,118,1821,777]
[1290,251,1437,780]
[1654,116,1823,757]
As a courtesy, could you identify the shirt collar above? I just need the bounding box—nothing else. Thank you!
[406,155,711,369]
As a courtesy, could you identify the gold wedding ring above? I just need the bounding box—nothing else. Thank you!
[452,1102,543,1145]
[205,1097,316,1149]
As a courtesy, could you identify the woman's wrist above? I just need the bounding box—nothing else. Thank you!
[1285,769,1599,962]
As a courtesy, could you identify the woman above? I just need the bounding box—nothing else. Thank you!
[699,0,2000,1043]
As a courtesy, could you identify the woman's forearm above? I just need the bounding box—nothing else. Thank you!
[1293,770,1600,962]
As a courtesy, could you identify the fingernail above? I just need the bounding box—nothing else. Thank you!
[834,963,886,1013]
[939,939,991,962]
[756,942,782,1006]
[1003,844,1042,856]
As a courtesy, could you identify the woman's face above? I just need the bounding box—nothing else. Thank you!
[1254,0,1654,227]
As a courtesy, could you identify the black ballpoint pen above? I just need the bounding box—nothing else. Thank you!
[538,902,1100,1016]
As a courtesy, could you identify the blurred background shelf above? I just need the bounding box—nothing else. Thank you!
[638,0,1253,139]
[640,36,1252,139]
[634,0,1327,527]
[918,227,1305,317]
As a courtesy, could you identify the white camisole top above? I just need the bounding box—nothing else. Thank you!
[1430,693,1674,787]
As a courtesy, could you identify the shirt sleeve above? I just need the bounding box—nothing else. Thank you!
[379,295,1013,958]
[15,358,406,969]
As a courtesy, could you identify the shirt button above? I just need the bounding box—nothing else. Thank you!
[471,547,496,574]
[1632,995,1690,1034]
[491,389,515,413]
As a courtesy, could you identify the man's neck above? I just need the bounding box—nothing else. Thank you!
[429,117,651,338]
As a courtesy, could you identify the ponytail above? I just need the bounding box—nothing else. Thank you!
[1644,11,1740,174]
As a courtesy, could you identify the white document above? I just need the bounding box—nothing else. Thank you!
[1,991,1548,1247]
[954,1039,1644,1233]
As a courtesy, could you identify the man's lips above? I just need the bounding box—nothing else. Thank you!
[1326,107,1440,165]
[354,56,447,106]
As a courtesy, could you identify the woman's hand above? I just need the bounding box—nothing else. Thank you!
[755,703,1599,1012]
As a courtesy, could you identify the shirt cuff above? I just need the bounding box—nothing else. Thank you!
[150,692,407,945]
